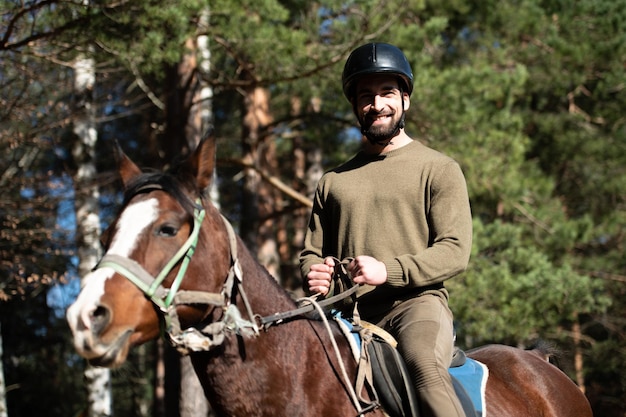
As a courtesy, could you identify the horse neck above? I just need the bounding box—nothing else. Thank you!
[190,224,364,417]
[232,235,297,316]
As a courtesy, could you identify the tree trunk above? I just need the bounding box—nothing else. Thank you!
[241,86,280,281]
[168,10,214,416]
[132,345,150,417]
[180,357,209,416]
[282,96,308,295]
[257,98,280,280]
[153,339,166,417]
[0,323,8,417]
[240,87,261,257]
[573,314,586,393]
[72,52,113,417]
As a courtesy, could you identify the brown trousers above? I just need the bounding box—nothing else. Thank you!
[374,293,466,417]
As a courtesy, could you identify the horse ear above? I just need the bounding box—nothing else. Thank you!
[189,130,217,192]
[115,141,142,189]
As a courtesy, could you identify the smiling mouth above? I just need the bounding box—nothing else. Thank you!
[366,113,392,123]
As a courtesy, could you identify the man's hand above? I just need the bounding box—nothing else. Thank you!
[306,256,336,296]
[349,255,387,286]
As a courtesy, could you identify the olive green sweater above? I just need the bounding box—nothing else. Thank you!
[299,139,472,320]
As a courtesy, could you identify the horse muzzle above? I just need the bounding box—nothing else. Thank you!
[66,293,134,368]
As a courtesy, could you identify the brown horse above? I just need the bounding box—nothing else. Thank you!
[66,137,593,417]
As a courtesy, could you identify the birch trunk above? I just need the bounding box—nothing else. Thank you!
[0,323,8,417]
[177,8,214,416]
[72,53,112,417]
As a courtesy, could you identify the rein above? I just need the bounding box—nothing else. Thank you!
[96,191,370,414]
[259,259,360,328]
[95,193,358,355]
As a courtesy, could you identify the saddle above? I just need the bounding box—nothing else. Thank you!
[336,316,482,417]
[328,260,484,417]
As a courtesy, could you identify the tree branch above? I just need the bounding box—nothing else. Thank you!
[219,158,312,208]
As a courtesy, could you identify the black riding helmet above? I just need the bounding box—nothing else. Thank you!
[342,43,414,101]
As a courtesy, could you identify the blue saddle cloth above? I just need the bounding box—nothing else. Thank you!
[450,357,488,417]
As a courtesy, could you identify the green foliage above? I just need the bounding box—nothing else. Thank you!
[450,218,609,345]
[91,0,207,74]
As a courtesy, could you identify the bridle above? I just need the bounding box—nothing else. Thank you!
[94,188,359,355]
[94,189,259,354]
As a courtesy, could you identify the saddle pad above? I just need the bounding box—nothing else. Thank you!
[449,357,488,417]
[334,314,361,360]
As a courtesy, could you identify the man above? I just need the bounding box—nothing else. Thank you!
[299,42,472,417]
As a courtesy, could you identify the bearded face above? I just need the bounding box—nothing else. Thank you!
[359,106,405,144]
[354,75,409,145]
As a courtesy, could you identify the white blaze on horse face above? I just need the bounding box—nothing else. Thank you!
[108,198,160,257]
[67,198,160,340]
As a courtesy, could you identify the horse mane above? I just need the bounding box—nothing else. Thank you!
[122,169,199,215]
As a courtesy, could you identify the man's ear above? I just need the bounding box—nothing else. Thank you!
[402,91,410,110]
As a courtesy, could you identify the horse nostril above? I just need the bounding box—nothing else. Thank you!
[90,305,111,335]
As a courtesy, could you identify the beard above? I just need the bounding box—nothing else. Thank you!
[359,111,405,144]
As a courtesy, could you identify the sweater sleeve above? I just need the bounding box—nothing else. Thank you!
[383,161,472,288]
[299,184,327,295]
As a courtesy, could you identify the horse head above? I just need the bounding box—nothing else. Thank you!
[66,136,237,368]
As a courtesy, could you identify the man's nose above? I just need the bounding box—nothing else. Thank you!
[372,95,385,110]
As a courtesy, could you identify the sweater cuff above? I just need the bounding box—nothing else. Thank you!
[383,259,406,288]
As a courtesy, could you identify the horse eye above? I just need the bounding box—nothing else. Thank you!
[157,225,178,237]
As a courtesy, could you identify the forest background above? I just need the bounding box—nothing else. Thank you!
[0,0,624,416]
